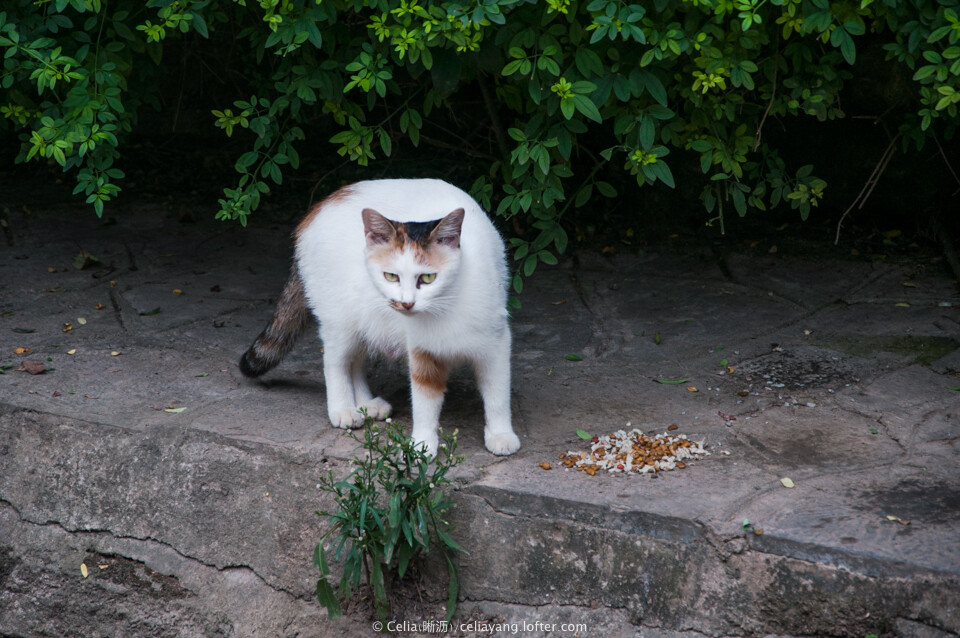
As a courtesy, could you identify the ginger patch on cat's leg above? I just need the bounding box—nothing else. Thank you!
[410,348,448,396]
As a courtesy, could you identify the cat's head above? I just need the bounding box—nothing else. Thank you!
[361,207,464,315]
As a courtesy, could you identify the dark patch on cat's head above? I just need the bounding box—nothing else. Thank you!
[397,219,441,244]
[362,208,465,259]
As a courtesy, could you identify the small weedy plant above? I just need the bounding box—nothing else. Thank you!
[313,413,465,624]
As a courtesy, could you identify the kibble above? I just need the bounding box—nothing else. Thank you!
[559,428,710,475]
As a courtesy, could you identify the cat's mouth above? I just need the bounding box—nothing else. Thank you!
[389,300,417,314]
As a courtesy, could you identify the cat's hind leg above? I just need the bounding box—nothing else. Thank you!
[474,329,520,455]
[350,354,392,420]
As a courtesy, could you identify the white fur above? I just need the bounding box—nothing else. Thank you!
[295,179,520,456]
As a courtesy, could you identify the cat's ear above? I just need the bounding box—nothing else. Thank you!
[362,208,397,246]
[429,208,465,248]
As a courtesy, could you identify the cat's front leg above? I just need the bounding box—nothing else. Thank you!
[350,356,392,420]
[409,348,447,456]
[321,336,364,428]
[474,328,520,455]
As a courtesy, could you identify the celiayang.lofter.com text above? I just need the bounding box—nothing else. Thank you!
[378,619,589,634]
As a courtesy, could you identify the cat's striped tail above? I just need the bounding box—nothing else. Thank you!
[239,266,312,378]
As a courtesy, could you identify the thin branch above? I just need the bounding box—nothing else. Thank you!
[477,72,511,162]
[753,57,778,152]
[931,131,960,195]
[834,134,898,245]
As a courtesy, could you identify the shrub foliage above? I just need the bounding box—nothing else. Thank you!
[2,0,958,278]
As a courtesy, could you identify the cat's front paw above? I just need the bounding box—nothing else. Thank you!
[485,431,521,456]
[328,407,365,429]
[358,397,392,420]
[412,434,438,458]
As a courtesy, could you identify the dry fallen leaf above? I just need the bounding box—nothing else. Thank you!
[73,250,100,270]
[77,317,87,325]
[95,302,105,310]
[667,424,679,431]
[110,351,121,356]
[686,386,698,392]
[780,477,795,488]
[62,323,73,333]
[539,462,552,470]
[67,349,77,355]
[164,407,187,413]
[80,563,89,578]
[886,515,911,526]
[173,289,183,295]
[13,347,31,354]
[18,361,46,375]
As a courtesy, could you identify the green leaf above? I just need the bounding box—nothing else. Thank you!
[654,377,689,385]
[576,429,594,440]
[649,159,675,188]
[639,70,667,105]
[397,540,414,578]
[315,578,342,619]
[571,95,602,123]
[445,554,459,624]
[831,26,857,64]
[843,20,865,36]
[538,250,558,266]
[190,11,209,38]
[523,254,538,277]
[139,307,162,316]
[565,354,583,361]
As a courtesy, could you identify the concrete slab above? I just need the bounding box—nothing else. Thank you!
[1,205,959,637]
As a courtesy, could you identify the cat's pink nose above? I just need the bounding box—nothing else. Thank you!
[401,301,415,310]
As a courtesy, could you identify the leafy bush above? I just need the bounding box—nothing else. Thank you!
[314,415,464,623]
[2,0,958,282]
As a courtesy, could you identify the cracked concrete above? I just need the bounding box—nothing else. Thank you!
[1,203,959,637]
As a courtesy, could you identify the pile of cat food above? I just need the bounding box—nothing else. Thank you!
[559,427,710,475]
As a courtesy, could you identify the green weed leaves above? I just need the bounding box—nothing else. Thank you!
[314,414,464,624]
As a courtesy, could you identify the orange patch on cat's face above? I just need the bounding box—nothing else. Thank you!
[410,348,447,395]
[367,239,452,272]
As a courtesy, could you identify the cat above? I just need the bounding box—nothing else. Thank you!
[240,178,521,457]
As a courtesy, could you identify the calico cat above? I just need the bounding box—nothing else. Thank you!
[240,178,521,456]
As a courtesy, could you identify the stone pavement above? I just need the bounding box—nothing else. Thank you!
[1,203,958,638]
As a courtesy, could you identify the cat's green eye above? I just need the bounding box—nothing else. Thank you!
[383,272,399,282]
[419,273,437,285]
